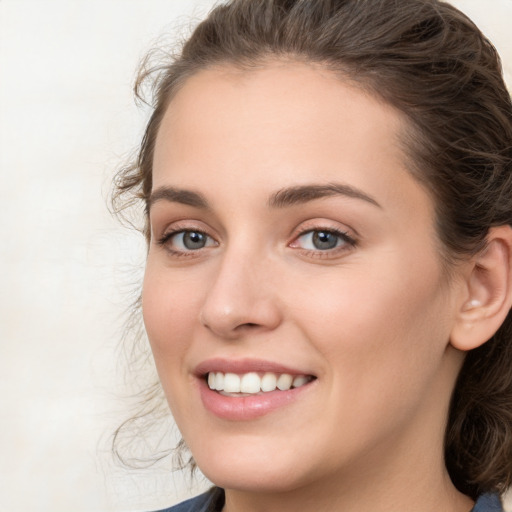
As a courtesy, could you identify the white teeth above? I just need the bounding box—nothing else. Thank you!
[276,373,293,391]
[223,373,241,393]
[240,372,261,393]
[292,375,309,388]
[260,372,277,392]
[207,371,312,394]
[214,372,224,391]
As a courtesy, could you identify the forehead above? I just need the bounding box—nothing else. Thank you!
[152,61,421,211]
[155,62,405,154]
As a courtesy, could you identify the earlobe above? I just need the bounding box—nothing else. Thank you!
[450,225,512,352]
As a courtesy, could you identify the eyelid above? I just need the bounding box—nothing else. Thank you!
[288,221,358,256]
[290,219,357,242]
[154,219,214,242]
[155,221,219,256]
[153,218,357,259]
[159,229,216,246]
[291,228,356,248]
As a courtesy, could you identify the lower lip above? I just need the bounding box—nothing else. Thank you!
[198,379,314,421]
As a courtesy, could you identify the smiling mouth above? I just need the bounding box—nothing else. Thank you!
[206,371,316,396]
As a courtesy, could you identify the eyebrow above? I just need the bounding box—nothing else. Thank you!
[268,183,381,209]
[147,181,381,212]
[147,186,210,212]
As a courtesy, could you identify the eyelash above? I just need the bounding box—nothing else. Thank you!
[290,227,357,257]
[156,226,357,258]
[157,228,217,258]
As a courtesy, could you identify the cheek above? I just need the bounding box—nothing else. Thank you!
[141,263,205,424]
[290,263,454,449]
[290,257,452,384]
[141,262,199,363]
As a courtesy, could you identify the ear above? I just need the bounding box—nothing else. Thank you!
[450,225,512,351]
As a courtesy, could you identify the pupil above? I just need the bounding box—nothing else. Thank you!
[183,231,206,249]
[312,231,338,250]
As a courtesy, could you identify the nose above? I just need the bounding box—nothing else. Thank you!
[199,251,282,339]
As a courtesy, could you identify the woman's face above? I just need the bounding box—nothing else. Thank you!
[143,63,467,493]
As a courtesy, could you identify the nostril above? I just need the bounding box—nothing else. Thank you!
[238,322,260,330]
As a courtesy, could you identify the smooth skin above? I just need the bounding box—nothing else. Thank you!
[143,62,512,512]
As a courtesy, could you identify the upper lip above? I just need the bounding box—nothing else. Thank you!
[194,358,315,377]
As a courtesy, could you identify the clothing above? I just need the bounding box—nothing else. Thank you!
[154,488,223,512]
[155,488,504,512]
[472,493,505,512]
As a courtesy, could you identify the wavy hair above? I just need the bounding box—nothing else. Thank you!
[112,0,512,499]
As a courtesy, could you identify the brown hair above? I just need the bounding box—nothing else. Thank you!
[112,0,512,500]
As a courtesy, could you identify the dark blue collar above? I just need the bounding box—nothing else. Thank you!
[471,493,503,512]
[157,489,503,512]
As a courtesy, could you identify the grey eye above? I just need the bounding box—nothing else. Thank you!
[180,231,208,250]
[296,230,345,251]
[167,230,216,251]
[311,231,340,250]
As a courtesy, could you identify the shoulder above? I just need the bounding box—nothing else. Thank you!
[471,493,504,512]
[152,489,223,512]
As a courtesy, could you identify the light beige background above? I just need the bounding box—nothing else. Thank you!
[1,1,511,511]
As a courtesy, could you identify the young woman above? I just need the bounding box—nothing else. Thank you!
[113,0,512,510]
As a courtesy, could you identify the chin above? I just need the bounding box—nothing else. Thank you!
[202,462,310,494]
[187,433,326,494]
